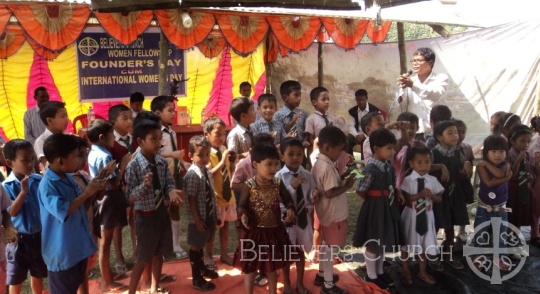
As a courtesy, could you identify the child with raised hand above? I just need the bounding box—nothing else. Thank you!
[360,111,409,161]
[430,120,470,269]
[234,143,295,294]
[274,80,309,146]
[203,117,236,269]
[184,136,220,291]
[125,119,184,294]
[312,126,355,294]
[71,136,100,294]
[505,125,539,250]
[2,139,47,294]
[474,135,513,271]
[38,133,113,294]
[87,119,128,292]
[276,137,315,294]
[400,145,443,286]
[355,128,402,291]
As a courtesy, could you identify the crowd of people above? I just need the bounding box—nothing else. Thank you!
[0,47,539,294]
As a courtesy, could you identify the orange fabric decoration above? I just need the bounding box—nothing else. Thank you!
[266,16,320,52]
[317,26,330,43]
[154,10,215,49]
[94,10,153,45]
[197,31,226,58]
[27,37,65,60]
[9,4,90,51]
[0,6,11,34]
[365,20,392,44]
[216,14,268,55]
[0,24,25,59]
[265,32,279,63]
[321,17,369,49]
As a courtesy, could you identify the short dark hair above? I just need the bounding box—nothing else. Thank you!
[360,111,382,134]
[39,101,66,124]
[43,133,78,163]
[252,143,280,163]
[74,136,89,149]
[454,119,466,131]
[508,124,533,142]
[34,86,47,97]
[407,145,431,162]
[482,135,508,160]
[2,139,33,161]
[413,47,436,68]
[310,86,328,101]
[370,128,397,152]
[258,93,277,106]
[433,120,456,138]
[239,81,251,90]
[490,111,506,134]
[280,137,303,154]
[108,104,131,123]
[355,89,368,97]
[203,117,226,133]
[279,80,301,98]
[229,97,253,122]
[253,133,274,147]
[429,105,452,125]
[150,95,175,112]
[319,125,346,148]
[130,92,144,104]
[188,135,210,154]
[86,119,113,143]
[133,119,161,141]
[133,110,160,128]
[397,112,419,126]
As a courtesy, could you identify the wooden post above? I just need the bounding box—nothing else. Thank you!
[265,36,272,94]
[318,42,323,87]
[397,22,407,75]
[158,31,168,95]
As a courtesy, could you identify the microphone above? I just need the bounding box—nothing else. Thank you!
[404,70,413,77]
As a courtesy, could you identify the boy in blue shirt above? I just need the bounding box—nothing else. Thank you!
[226,97,256,160]
[2,139,47,294]
[38,133,111,294]
[87,119,129,292]
[273,80,309,146]
[125,119,183,294]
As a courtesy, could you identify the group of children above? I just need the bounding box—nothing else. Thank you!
[0,77,539,294]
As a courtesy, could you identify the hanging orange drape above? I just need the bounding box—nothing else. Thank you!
[0,6,11,34]
[9,4,90,51]
[216,14,268,55]
[365,20,392,44]
[266,16,320,52]
[27,37,65,60]
[321,17,369,49]
[197,31,226,59]
[154,10,214,49]
[94,10,153,45]
[317,26,330,43]
[0,24,26,59]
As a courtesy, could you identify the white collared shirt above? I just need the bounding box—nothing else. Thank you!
[348,104,370,137]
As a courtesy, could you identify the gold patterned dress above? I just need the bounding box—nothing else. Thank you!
[233,177,293,273]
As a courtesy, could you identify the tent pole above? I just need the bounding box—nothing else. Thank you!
[159,30,169,95]
[318,42,323,87]
[265,35,272,94]
[397,22,407,75]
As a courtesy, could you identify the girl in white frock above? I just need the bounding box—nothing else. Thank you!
[400,146,444,285]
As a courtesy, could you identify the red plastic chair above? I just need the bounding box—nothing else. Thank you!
[72,113,105,135]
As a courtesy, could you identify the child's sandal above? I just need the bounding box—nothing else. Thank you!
[399,272,413,285]
[417,274,436,285]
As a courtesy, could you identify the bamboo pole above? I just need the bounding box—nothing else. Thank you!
[158,31,168,95]
[318,42,323,87]
[397,22,407,75]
